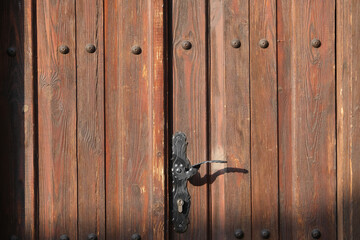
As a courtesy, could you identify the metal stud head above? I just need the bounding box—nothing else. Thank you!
[87,233,97,240]
[311,229,321,239]
[261,229,270,239]
[85,44,96,53]
[259,39,269,49]
[59,234,70,240]
[231,39,241,48]
[58,45,70,54]
[7,47,16,57]
[311,38,321,48]
[234,229,244,239]
[182,40,192,50]
[131,233,141,240]
[131,45,142,55]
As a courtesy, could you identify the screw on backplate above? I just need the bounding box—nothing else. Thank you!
[131,233,141,240]
[87,233,97,240]
[259,39,269,49]
[59,234,70,240]
[7,47,16,57]
[182,40,192,50]
[231,39,241,48]
[311,229,321,239]
[261,229,270,239]
[58,45,70,54]
[131,45,142,55]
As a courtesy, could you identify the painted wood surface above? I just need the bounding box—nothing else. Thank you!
[337,0,360,238]
[105,0,165,239]
[278,0,336,239]
[209,0,251,239]
[37,0,77,238]
[172,0,208,239]
[76,0,105,239]
[250,0,278,239]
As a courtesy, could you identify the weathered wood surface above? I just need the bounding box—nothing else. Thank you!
[209,0,251,239]
[37,0,78,238]
[105,0,165,239]
[337,0,360,238]
[250,0,278,239]
[172,0,208,239]
[278,0,336,239]
[76,0,105,239]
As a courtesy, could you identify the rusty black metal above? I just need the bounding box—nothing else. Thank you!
[311,229,321,239]
[181,40,192,50]
[58,45,70,54]
[311,38,321,48]
[131,45,142,55]
[261,229,270,239]
[234,229,245,239]
[6,47,16,57]
[59,234,69,240]
[87,233,97,240]
[131,233,141,240]
[171,132,227,233]
[231,39,241,48]
[259,39,269,49]
[85,44,96,53]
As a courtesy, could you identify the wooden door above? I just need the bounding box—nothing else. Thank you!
[1,0,360,239]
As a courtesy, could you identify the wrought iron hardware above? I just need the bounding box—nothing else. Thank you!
[171,132,227,233]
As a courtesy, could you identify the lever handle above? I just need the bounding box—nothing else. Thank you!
[171,132,227,233]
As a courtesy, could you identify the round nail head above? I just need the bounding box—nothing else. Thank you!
[311,38,321,48]
[131,233,141,240]
[311,229,321,239]
[231,39,241,48]
[131,45,142,55]
[7,47,16,57]
[182,40,192,50]
[259,39,269,49]
[87,233,97,240]
[261,229,270,239]
[85,44,96,53]
[234,229,244,239]
[59,45,70,54]
[59,234,69,240]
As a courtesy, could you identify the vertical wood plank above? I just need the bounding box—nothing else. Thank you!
[76,0,105,239]
[172,0,208,239]
[209,0,251,239]
[337,0,360,238]
[0,0,28,239]
[37,0,77,238]
[250,0,278,239]
[278,0,336,239]
[105,0,165,238]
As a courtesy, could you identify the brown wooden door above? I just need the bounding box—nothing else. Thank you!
[1,0,360,239]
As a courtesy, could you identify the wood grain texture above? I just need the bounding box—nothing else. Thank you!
[337,0,360,238]
[105,0,165,238]
[172,0,208,239]
[76,0,105,239]
[0,0,27,238]
[278,0,336,239]
[209,0,251,239]
[250,0,278,239]
[37,0,77,238]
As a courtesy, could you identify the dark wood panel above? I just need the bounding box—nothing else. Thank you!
[37,0,77,238]
[0,0,28,239]
[209,0,251,239]
[278,0,336,239]
[105,0,165,239]
[172,0,208,239]
[337,0,360,238]
[76,0,105,239]
[250,0,278,239]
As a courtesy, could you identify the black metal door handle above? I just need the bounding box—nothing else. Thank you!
[171,132,227,233]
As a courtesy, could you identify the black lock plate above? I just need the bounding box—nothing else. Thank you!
[171,132,227,233]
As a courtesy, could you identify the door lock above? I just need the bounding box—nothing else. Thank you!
[171,132,227,233]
